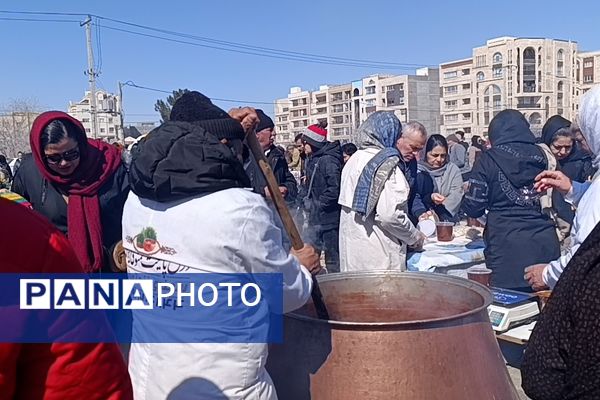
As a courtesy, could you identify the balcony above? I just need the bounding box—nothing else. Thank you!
[516,103,541,109]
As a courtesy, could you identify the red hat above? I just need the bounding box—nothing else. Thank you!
[302,122,328,148]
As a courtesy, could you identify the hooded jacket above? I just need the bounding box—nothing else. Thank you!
[304,141,343,231]
[463,110,560,288]
[123,121,312,399]
[128,121,250,202]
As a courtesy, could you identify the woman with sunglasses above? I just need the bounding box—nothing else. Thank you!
[12,111,128,273]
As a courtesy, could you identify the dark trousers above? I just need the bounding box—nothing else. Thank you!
[317,228,340,273]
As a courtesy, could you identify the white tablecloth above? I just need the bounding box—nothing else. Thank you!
[407,236,485,273]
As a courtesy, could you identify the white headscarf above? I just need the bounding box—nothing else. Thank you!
[579,84,600,168]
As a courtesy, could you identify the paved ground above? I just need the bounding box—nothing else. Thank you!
[507,365,530,400]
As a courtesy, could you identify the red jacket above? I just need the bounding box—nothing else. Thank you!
[0,198,133,399]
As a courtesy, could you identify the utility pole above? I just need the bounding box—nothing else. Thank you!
[118,81,124,142]
[81,16,98,139]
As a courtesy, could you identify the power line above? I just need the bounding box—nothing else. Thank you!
[0,10,88,17]
[93,15,428,68]
[0,16,79,23]
[97,24,418,69]
[121,81,279,105]
[0,10,431,70]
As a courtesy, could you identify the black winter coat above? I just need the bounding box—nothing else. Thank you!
[11,154,129,253]
[245,144,297,202]
[304,142,343,231]
[463,151,560,289]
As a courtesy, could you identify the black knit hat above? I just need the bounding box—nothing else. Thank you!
[170,91,245,141]
[255,109,274,133]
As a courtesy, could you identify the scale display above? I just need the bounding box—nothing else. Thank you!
[492,288,533,306]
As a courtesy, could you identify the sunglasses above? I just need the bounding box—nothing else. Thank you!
[45,148,80,165]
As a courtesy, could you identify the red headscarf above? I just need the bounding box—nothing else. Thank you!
[29,111,122,272]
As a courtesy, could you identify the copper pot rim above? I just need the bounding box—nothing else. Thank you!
[289,271,493,327]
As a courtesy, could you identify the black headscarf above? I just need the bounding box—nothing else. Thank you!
[487,109,546,188]
[541,115,594,181]
[541,115,571,147]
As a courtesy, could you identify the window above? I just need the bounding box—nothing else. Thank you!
[445,100,457,108]
[365,86,376,95]
[462,113,471,120]
[557,49,565,76]
[109,127,115,133]
[476,55,486,67]
[462,69,470,76]
[584,61,594,68]
[529,112,542,125]
[484,85,501,110]
[462,98,471,105]
[584,75,594,83]
[464,127,472,134]
[301,98,307,105]
[462,83,471,90]
[493,52,503,64]
[444,86,458,95]
[493,66,503,78]
[332,104,344,113]
[292,100,298,107]
[100,128,105,133]
[476,72,485,81]
[99,117,105,123]
[523,47,536,93]
[444,71,458,79]
[508,50,513,64]
[85,128,91,133]
[282,107,289,112]
[558,81,564,92]
[332,93,343,101]
[365,99,376,106]
[445,114,458,122]
[82,118,90,123]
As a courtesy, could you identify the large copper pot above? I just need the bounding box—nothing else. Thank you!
[266,271,519,400]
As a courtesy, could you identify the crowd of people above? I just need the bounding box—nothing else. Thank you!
[1,84,600,398]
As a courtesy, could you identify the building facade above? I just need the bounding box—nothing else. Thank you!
[579,50,600,95]
[440,37,580,138]
[274,68,440,146]
[68,90,122,141]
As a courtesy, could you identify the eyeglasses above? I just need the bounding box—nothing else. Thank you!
[45,148,80,165]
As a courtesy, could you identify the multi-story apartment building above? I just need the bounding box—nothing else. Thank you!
[579,50,600,95]
[68,90,122,141]
[440,37,579,138]
[327,83,353,140]
[274,68,440,146]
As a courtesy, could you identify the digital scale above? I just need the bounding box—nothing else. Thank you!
[487,288,540,332]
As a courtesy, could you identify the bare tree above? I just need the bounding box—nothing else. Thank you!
[0,99,42,157]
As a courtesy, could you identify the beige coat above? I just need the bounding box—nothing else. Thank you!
[338,148,421,272]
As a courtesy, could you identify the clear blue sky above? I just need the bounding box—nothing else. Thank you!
[1,0,599,124]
